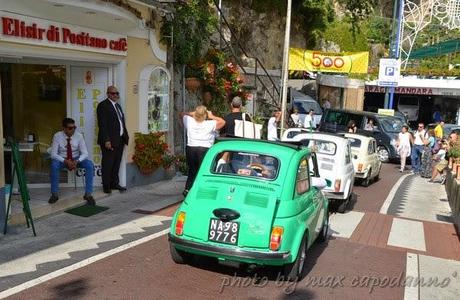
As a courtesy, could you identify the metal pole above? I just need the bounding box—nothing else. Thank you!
[389,0,404,110]
[384,0,399,109]
[218,0,222,49]
[280,0,292,136]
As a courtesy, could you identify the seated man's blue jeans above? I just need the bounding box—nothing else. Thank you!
[50,159,94,195]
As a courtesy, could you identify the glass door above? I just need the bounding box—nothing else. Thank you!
[1,63,67,185]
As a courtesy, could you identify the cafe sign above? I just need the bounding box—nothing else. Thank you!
[0,11,127,56]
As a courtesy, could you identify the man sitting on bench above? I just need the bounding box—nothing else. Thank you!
[49,118,95,205]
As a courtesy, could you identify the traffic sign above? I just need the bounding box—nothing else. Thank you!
[378,58,400,87]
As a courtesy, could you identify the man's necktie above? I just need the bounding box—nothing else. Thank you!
[66,137,73,160]
[115,104,123,121]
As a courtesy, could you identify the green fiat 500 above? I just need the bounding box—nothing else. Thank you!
[169,138,329,280]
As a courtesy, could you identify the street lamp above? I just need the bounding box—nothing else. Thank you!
[280,0,292,135]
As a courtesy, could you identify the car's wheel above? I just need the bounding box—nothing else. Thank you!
[361,169,371,187]
[283,233,308,281]
[377,146,390,163]
[317,211,329,243]
[170,243,192,264]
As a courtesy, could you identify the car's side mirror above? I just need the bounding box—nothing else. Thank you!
[312,177,327,190]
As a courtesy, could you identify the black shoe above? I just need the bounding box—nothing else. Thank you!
[103,187,112,194]
[48,194,59,204]
[111,184,127,192]
[84,194,96,206]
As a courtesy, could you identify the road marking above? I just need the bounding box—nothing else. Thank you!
[380,174,410,214]
[0,228,170,299]
[404,253,419,300]
[0,215,170,278]
[388,218,426,251]
[329,211,365,238]
[418,254,460,299]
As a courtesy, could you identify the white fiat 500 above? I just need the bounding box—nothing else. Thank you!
[344,133,381,187]
[282,130,354,213]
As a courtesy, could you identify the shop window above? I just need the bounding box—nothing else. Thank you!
[147,68,169,132]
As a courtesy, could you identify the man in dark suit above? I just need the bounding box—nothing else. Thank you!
[97,86,129,194]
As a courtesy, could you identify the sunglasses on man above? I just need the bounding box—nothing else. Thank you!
[108,92,119,95]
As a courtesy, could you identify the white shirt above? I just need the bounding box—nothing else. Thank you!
[304,114,314,129]
[414,129,426,146]
[51,131,89,163]
[183,115,217,148]
[290,114,300,126]
[109,99,124,136]
[267,117,278,141]
[398,132,411,148]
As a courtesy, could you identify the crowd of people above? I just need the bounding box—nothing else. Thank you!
[395,120,459,184]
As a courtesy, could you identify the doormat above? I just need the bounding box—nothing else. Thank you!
[65,205,109,217]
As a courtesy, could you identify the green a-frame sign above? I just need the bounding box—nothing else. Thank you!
[3,138,36,236]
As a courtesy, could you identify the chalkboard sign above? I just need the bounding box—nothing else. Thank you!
[3,138,36,236]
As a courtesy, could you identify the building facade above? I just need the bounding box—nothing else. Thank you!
[0,0,172,229]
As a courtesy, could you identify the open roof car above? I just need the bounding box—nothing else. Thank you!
[344,133,382,187]
[281,132,355,213]
[169,138,329,281]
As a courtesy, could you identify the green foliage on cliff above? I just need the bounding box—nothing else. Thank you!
[160,0,217,67]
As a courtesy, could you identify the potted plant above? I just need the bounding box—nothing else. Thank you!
[184,65,204,92]
[174,154,188,176]
[132,132,169,176]
[162,152,177,179]
[448,145,460,175]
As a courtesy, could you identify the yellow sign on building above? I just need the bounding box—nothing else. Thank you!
[289,48,369,74]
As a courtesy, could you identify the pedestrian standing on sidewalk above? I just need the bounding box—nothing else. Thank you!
[267,111,281,141]
[396,125,412,172]
[181,105,225,196]
[49,118,95,205]
[434,120,444,140]
[220,96,250,137]
[97,86,129,194]
[420,129,436,178]
[411,122,427,174]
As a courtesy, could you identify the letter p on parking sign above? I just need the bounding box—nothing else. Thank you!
[378,58,400,87]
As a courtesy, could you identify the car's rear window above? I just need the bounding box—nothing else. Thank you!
[212,151,279,180]
[348,138,361,148]
[300,139,337,155]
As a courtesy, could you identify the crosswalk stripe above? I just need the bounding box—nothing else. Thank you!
[329,211,365,239]
[0,215,170,278]
[388,218,426,251]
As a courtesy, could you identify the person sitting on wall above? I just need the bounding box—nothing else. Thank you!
[49,118,95,205]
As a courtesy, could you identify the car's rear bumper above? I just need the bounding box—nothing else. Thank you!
[169,234,291,263]
[323,191,346,200]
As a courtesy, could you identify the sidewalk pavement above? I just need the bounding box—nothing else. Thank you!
[0,174,185,258]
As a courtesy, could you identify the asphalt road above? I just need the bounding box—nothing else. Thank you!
[8,164,406,299]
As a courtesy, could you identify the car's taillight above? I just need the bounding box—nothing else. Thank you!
[334,179,341,192]
[358,163,363,172]
[270,226,284,251]
[175,212,186,236]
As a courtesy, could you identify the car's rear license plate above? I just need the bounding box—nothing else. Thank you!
[208,218,239,245]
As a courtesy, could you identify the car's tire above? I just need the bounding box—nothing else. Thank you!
[170,243,192,264]
[361,169,371,187]
[337,199,347,213]
[317,211,329,243]
[374,168,380,181]
[377,146,390,163]
[283,233,308,281]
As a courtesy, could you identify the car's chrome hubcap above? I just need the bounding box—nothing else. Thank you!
[378,148,389,161]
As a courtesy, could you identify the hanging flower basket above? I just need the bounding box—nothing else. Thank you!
[185,77,202,92]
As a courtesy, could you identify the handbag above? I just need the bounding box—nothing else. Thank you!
[234,113,262,139]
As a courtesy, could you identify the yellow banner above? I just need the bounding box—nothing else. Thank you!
[289,48,369,74]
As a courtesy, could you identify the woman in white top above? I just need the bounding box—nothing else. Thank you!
[396,125,413,172]
[181,105,225,195]
[267,111,281,141]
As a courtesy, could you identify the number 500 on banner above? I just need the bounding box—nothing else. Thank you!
[289,48,369,74]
